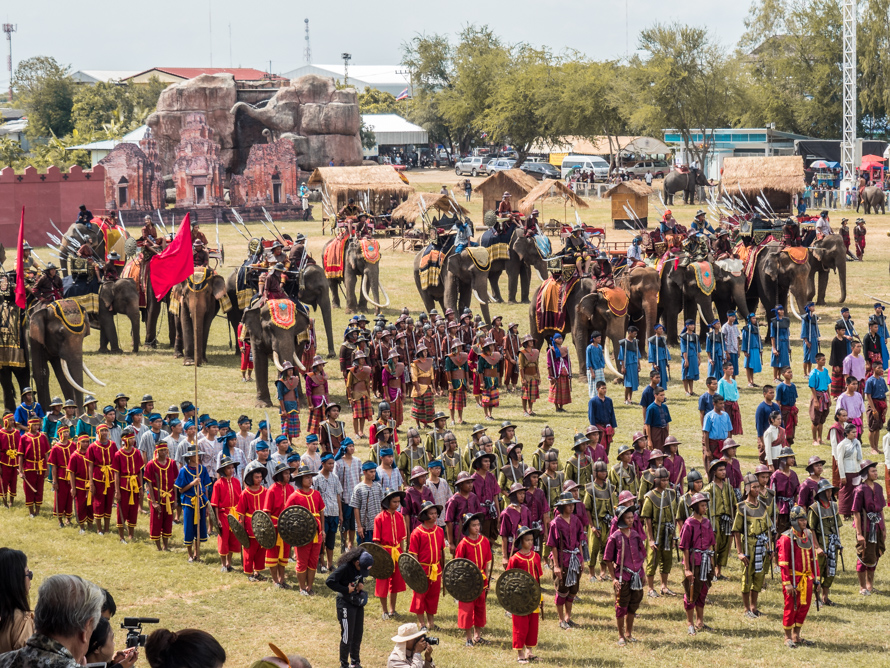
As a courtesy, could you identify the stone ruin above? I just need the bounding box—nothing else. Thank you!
[98,127,165,210]
[172,113,225,207]
[229,137,299,207]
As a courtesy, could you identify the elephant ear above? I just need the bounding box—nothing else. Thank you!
[668,266,685,292]
[763,254,779,281]
[576,292,601,322]
[98,283,114,312]
[211,275,231,312]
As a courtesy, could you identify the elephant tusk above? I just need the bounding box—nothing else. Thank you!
[789,299,803,321]
[292,353,306,372]
[61,359,93,395]
[360,276,390,308]
[272,350,286,373]
[697,303,708,325]
[82,363,107,387]
[603,339,624,379]
[473,289,487,305]
[536,267,547,281]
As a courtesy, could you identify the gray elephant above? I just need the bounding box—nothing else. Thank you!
[241,301,312,407]
[856,186,886,214]
[128,257,177,349]
[657,261,718,346]
[663,169,710,205]
[806,235,847,305]
[711,258,750,323]
[57,221,109,279]
[322,237,390,314]
[617,266,659,342]
[414,247,493,324]
[745,244,809,319]
[97,278,141,354]
[29,300,106,409]
[171,270,229,366]
[480,227,548,304]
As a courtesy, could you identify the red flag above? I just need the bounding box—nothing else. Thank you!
[14,207,26,309]
[150,212,194,299]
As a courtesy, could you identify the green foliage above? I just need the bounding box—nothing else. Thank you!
[71,76,166,138]
[357,88,405,115]
[359,121,376,150]
[859,0,890,136]
[13,56,76,139]
[0,137,25,167]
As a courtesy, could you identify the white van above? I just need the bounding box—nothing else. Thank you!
[560,155,610,181]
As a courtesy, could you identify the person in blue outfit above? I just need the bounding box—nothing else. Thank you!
[647,323,671,386]
[453,217,476,255]
[639,369,661,419]
[742,313,763,387]
[689,210,716,235]
[839,307,856,355]
[871,303,889,368]
[679,320,701,396]
[14,387,45,432]
[618,326,641,404]
[586,331,606,399]
[769,305,791,381]
[776,367,799,445]
[705,319,725,378]
[800,302,820,375]
[588,380,617,447]
[175,445,212,562]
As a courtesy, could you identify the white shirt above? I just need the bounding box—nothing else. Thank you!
[138,428,169,463]
[836,437,862,479]
[627,244,643,262]
[763,425,782,467]
[721,323,740,354]
[645,173,653,185]
[815,216,833,236]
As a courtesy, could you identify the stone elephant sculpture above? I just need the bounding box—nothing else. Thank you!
[96,278,141,354]
[745,244,809,320]
[171,270,229,366]
[241,300,311,407]
[414,247,493,324]
[856,186,886,215]
[657,260,718,346]
[29,300,106,409]
[712,258,750,324]
[323,237,390,315]
[527,278,626,377]
[617,266,659,342]
[480,228,549,304]
[663,169,709,205]
[806,235,847,305]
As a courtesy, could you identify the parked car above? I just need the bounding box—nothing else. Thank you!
[520,162,560,180]
[487,158,516,173]
[625,160,670,179]
[455,156,491,176]
[560,155,610,181]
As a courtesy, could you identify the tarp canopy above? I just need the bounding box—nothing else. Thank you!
[362,114,429,146]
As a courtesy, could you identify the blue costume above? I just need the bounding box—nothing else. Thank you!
[618,337,641,391]
[586,342,606,397]
[769,312,791,369]
[679,331,700,380]
[647,330,671,384]
[175,463,212,546]
[840,311,855,355]
[640,385,656,413]
[705,327,724,378]
[741,320,763,373]
[775,381,798,409]
[808,367,830,393]
[800,307,820,364]
[588,395,617,431]
[14,400,44,430]
[644,401,672,430]
[871,307,889,367]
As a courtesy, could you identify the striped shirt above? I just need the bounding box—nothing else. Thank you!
[235,430,255,456]
[350,480,384,530]
[376,466,403,491]
[313,471,343,517]
[138,429,169,463]
[425,479,452,527]
[335,457,363,502]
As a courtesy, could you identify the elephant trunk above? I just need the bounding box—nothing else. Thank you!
[837,259,847,303]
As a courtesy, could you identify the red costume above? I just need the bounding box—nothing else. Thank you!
[235,485,268,575]
[211,476,243,556]
[112,447,144,529]
[87,440,119,518]
[47,439,75,519]
[408,523,445,615]
[67,446,94,524]
[285,487,325,573]
[454,535,492,630]
[507,550,543,650]
[144,455,179,541]
[18,429,50,512]
[0,425,21,504]
[263,481,293,567]
[373,509,408,598]
[777,528,819,631]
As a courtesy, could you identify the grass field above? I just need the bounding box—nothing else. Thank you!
[5,169,890,667]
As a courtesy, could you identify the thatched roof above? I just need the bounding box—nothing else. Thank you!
[391,193,469,225]
[306,165,414,203]
[604,180,653,197]
[720,156,805,196]
[518,179,590,215]
[474,169,539,200]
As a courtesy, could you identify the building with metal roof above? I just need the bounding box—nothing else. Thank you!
[280,64,409,96]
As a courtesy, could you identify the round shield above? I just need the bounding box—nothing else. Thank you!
[443,558,484,603]
[277,505,317,547]
[124,236,138,259]
[251,510,278,550]
[496,568,541,616]
[227,513,250,550]
[207,504,221,534]
[362,542,395,580]
[398,553,429,594]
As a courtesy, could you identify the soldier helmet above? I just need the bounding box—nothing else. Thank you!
[743,473,759,493]
[377,401,391,414]
[654,466,669,480]
[593,460,608,473]
[107,252,120,261]
[686,469,703,491]
[689,492,709,510]
[45,263,58,272]
[789,505,807,523]
[816,479,835,499]
[542,450,559,463]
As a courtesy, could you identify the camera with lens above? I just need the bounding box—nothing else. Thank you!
[424,636,439,646]
[121,617,159,648]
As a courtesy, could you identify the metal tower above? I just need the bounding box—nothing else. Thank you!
[303,19,311,65]
[2,23,15,102]
[840,0,856,187]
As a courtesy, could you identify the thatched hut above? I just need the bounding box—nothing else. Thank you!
[306,165,414,215]
[474,169,539,214]
[391,193,469,227]
[518,178,589,220]
[605,180,652,229]
[720,156,805,214]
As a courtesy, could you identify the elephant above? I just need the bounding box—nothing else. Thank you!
[711,258,750,324]
[135,257,177,349]
[323,237,390,314]
[240,300,312,407]
[806,235,847,306]
[29,300,107,410]
[526,278,626,378]
[662,169,710,205]
[96,278,141,354]
[0,297,30,413]
[657,261,717,346]
[481,228,549,304]
[617,266,659,343]
[856,186,886,214]
[171,270,228,366]
[225,262,336,358]
[57,222,108,279]
[413,247,493,324]
[746,244,810,322]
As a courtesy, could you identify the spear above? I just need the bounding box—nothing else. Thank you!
[229,220,251,243]
[262,207,287,240]
[155,210,169,235]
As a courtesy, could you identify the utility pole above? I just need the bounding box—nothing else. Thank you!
[208,0,213,67]
[840,0,856,189]
[3,23,15,103]
[303,19,311,65]
[341,52,351,86]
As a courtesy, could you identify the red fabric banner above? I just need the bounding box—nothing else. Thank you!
[14,207,26,309]
[149,212,193,299]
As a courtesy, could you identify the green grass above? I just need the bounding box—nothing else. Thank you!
[6,172,890,667]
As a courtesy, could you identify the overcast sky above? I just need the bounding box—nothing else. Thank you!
[2,0,751,87]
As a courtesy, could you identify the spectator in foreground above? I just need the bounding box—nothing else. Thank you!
[0,573,104,668]
[0,548,33,654]
[387,623,434,668]
[247,650,312,668]
[145,629,225,668]
[84,617,138,668]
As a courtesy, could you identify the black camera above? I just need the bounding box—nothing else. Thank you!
[121,617,159,648]
[424,636,439,646]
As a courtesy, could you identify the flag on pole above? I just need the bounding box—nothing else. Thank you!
[150,212,194,299]
[396,88,409,101]
[14,207,26,309]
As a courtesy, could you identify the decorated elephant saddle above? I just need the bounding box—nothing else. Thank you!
[465,246,491,271]
[419,246,446,291]
[596,287,629,317]
[187,268,212,292]
[690,261,716,297]
[782,246,808,265]
[360,239,380,264]
[535,276,580,336]
[51,299,86,335]
[480,227,512,262]
[267,298,307,329]
[323,237,348,280]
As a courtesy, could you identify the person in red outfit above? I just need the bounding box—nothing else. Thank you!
[777,505,821,648]
[373,488,408,619]
[17,417,50,516]
[235,460,269,581]
[87,424,118,534]
[112,427,144,543]
[408,500,445,630]
[454,512,493,646]
[67,435,94,532]
[144,442,179,550]
[508,525,543,664]
[211,455,243,572]
[0,412,20,508]
[47,419,75,526]
[263,462,295,589]
[285,464,326,595]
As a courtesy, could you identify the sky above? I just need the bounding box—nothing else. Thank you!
[2,0,752,88]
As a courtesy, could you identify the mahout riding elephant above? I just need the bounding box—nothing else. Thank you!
[663,169,710,205]
[240,300,312,407]
[657,260,718,346]
[29,299,106,409]
[413,246,493,324]
[97,278,141,354]
[322,236,389,314]
[856,186,886,214]
[617,266,659,343]
[806,235,847,305]
[171,269,229,366]
[712,258,750,323]
[480,227,549,304]
[745,243,810,319]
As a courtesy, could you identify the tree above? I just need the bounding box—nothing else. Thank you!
[358,89,405,115]
[0,137,25,167]
[359,121,376,150]
[13,56,76,139]
[859,0,890,138]
[71,76,167,138]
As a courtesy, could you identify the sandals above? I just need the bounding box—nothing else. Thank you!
[744,610,758,619]
[473,637,488,646]
[661,588,677,597]
[688,625,697,635]
[559,621,572,630]
[617,638,626,647]
[647,589,660,598]
[785,639,797,649]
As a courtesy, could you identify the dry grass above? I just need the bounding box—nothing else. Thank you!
[6,171,890,667]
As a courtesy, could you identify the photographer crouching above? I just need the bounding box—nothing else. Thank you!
[387,624,436,668]
[326,548,374,668]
